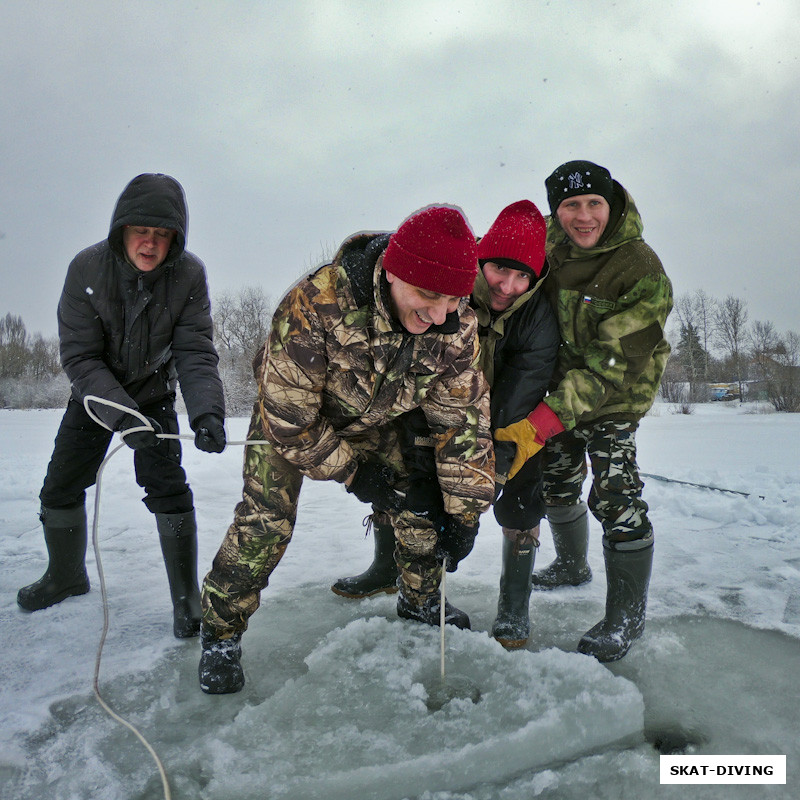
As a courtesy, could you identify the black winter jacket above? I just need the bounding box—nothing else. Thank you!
[471,267,559,482]
[57,173,225,431]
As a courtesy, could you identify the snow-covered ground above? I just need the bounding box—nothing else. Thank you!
[1,402,798,799]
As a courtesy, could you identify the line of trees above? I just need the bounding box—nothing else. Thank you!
[0,313,68,408]
[2,286,798,413]
[0,288,275,414]
[663,290,800,411]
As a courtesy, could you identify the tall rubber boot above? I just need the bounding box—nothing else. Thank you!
[577,536,654,662]
[156,510,202,638]
[198,626,245,694]
[491,530,537,649]
[532,502,592,590]
[17,505,90,611]
[331,518,399,598]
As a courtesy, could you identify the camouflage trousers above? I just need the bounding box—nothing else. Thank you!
[542,420,652,544]
[201,407,444,637]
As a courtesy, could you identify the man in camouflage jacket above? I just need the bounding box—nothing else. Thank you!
[331,200,560,653]
[496,160,673,663]
[199,205,495,694]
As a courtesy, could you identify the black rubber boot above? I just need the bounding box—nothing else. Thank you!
[198,627,245,694]
[156,510,202,638]
[532,503,592,590]
[17,505,90,611]
[577,536,654,662]
[491,531,537,649]
[396,590,471,630]
[331,519,399,599]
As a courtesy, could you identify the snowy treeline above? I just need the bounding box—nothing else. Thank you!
[663,290,800,411]
[0,287,274,415]
[0,313,67,409]
[4,286,800,413]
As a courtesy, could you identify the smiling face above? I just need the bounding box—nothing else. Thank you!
[556,194,610,249]
[385,272,462,333]
[482,261,532,312]
[122,225,175,271]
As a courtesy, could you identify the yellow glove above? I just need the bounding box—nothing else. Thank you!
[494,403,565,480]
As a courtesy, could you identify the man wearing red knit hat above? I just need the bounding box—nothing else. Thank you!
[333,200,560,650]
[198,205,495,694]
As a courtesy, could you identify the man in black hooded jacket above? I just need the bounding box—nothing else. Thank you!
[17,173,227,638]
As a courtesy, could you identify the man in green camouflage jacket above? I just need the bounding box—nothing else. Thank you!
[496,160,672,662]
[199,205,495,693]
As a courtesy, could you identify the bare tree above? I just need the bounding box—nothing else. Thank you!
[212,287,274,415]
[714,295,749,399]
[749,320,780,383]
[672,294,703,400]
[214,286,272,362]
[0,313,29,378]
[693,289,717,379]
[27,334,61,380]
[766,330,800,412]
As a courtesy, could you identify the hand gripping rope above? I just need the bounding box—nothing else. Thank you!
[83,395,271,800]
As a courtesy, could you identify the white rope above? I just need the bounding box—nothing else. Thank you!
[91,441,173,800]
[82,395,272,800]
[440,556,447,681]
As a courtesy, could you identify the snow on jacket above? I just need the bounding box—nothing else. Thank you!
[543,180,673,429]
[57,173,225,431]
[471,266,559,481]
[255,232,495,522]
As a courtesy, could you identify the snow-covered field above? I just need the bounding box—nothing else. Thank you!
[1,402,798,799]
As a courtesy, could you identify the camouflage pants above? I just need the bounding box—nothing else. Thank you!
[201,407,442,637]
[542,420,652,543]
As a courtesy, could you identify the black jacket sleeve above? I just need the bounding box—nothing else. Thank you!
[490,293,559,480]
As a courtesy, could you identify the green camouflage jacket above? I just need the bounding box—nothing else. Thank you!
[543,182,673,429]
[255,232,495,520]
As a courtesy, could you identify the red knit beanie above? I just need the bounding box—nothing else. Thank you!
[476,200,546,277]
[382,205,478,297]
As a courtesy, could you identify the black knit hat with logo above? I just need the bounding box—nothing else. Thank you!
[545,160,614,215]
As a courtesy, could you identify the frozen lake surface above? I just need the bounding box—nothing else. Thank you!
[1,403,798,799]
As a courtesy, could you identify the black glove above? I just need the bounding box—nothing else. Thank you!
[346,463,406,513]
[436,517,479,572]
[117,413,163,450]
[194,413,227,453]
[405,477,445,524]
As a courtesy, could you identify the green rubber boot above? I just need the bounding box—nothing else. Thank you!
[156,510,202,638]
[533,503,592,590]
[491,530,537,649]
[17,505,90,611]
[331,519,399,598]
[577,535,653,662]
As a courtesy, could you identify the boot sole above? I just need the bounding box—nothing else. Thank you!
[330,584,398,599]
[494,635,528,650]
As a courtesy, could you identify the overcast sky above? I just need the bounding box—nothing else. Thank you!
[2,0,798,340]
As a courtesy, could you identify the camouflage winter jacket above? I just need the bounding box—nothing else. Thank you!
[542,181,673,429]
[255,232,495,521]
